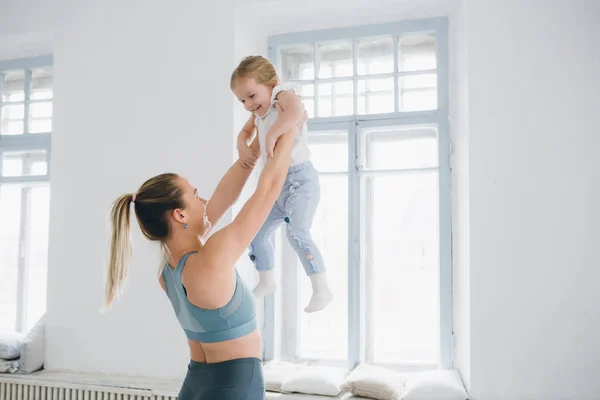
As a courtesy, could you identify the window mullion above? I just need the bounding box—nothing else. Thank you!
[24,69,31,135]
[363,165,375,364]
[393,35,399,112]
[331,63,337,116]
[263,298,275,361]
[16,186,31,332]
[280,232,299,360]
[362,125,375,363]
[46,143,52,179]
[314,44,320,118]
[353,39,358,116]
[348,120,364,368]
[436,19,452,369]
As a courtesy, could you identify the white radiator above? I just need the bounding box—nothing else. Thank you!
[0,377,177,400]
[0,380,339,400]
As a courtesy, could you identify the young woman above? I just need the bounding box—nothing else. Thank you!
[103,113,303,399]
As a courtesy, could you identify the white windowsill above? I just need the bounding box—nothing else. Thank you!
[267,393,363,399]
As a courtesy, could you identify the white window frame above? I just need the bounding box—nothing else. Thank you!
[263,18,452,370]
[0,55,53,333]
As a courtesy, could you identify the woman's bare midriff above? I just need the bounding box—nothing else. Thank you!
[188,327,262,363]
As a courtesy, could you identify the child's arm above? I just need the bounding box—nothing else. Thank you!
[264,90,305,158]
[237,115,260,169]
[237,114,257,148]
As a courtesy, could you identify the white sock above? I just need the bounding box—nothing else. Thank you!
[253,270,277,297]
[304,272,333,313]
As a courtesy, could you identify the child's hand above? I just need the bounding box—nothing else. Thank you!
[265,134,277,159]
[237,143,259,169]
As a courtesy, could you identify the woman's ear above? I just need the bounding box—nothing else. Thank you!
[171,209,187,224]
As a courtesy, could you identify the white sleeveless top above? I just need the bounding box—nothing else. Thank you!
[254,82,310,166]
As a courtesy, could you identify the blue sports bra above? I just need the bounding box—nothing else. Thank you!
[161,251,257,343]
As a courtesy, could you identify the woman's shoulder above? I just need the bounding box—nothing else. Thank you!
[186,239,235,278]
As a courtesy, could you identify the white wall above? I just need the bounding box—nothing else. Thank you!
[464,1,600,399]
[236,0,460,34]
[0,0,65,61]
[44,0,236,379]
[0,32,53,61]
[0,1,60,37]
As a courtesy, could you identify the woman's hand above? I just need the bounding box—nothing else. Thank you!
[237,141,259,169]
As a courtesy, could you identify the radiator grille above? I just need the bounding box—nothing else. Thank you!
[0,381,177,400]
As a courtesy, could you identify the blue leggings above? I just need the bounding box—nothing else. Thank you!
[177,358,265,400]
[248,161,325,276]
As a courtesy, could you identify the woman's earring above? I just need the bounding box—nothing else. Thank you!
[184,223,188,229]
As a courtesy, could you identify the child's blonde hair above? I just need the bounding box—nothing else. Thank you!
[230,56,279,89]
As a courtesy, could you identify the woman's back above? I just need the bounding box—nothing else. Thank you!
[162,250,262,363]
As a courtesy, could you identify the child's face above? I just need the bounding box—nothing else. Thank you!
[232,77,273,117]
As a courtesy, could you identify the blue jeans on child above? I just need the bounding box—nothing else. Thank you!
[248,161,325,276]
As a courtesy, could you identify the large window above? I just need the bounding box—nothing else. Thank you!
[266,18,452,370]
[0,56,53,333]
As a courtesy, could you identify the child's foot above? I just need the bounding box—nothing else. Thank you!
[304,272,333,313]
[304,288,333,313]
[253,270,277,297]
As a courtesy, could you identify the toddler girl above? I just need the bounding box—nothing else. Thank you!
[230,55,332,313]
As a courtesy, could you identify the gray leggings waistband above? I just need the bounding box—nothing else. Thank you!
[178,357,265,400]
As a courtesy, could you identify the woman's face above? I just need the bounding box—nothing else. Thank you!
[176,176,211,236]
